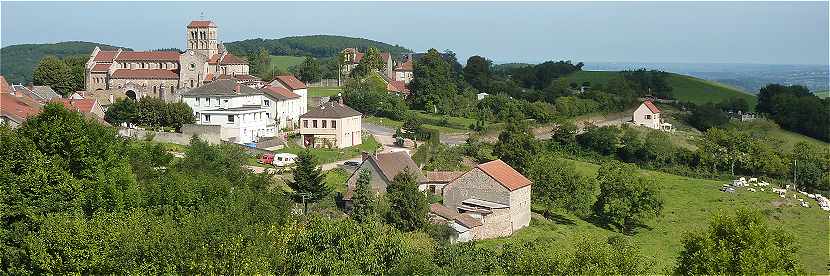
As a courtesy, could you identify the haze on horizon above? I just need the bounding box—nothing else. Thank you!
[2,1,828,66]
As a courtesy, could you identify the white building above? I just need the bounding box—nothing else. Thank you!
[632,100,672,131]
[299,101,362,149]
[261,85,304,130]
[269,75,308,114]
[182,80,275,143]
[393,59,413,84]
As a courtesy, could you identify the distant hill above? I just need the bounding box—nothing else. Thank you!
[562,71,758,108]
[1,41,127,84]
[225,35,411,59]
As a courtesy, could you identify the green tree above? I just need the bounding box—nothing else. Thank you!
[164,101,195,131]
[386,170,428,231]
[791,142,830,192]
[350,169,375,223]
[593,161,663,233]
[104,98,138,126]
[675,208,802,275]
[63,55,88,92]
[296,56,322,83]
[409,49,460,114]
[463,55,492,91]
[32,55,73,96]
[493,121,539,172]
[550,120,578,146]
[289,149,329,202]
[525,154,597,218]
[687,103,729,131]
[576,125,620,155]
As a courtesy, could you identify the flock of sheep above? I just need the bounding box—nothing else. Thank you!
[724,177,830,211]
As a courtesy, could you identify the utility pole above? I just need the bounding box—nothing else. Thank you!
[298,192,312,215]
[793,159,797,191]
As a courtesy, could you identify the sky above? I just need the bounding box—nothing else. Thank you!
[2,1,828,65]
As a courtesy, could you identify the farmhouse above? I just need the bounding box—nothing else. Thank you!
[85,20,254,101]
[436,159,532,240]
[299,101,362,148]
[340,48,396,79]
[181,80,275,143]
[420,171,465,195]
[632,100,672,131]
[343,151,426,206]
[393,58,413,84]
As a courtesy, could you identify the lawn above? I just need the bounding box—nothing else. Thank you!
[363,115,470,134]
[477,158,829,274]
[562,71,758,109]
[269,55,306,72]
[814,90,829,99]
[309,87,343,97]
[275,134,381,164]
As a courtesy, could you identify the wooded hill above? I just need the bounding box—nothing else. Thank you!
[1,41,126,84]
[224,35,411,59]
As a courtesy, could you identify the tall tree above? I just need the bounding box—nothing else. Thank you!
[525,154,597,218]
[493,120,540,173]
[409,49,459,114]
[675,208,803,275]
[593,160,663,233]
[296,56,322,83]
[254,48,272,79]
[463,55,492,91]
[350,169,374,223]
[289,149,328,202]
[32,55,73,96]
[385,170,428,231]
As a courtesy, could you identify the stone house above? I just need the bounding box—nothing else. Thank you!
[343,151,426,206]
[438,159,532,240]
[299,101,362,149]
[632,100,672,131]
[420,171,465,195]
[429,203,481,243]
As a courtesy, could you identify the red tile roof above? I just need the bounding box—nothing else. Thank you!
[274,75,307,90]
[208,54,221,64]
[395,59,413,71]
[115,51,180,61]
[425,171,465,183]
[353,52,364,63]
[52,99,97,114]
[387,80,410,95]
[90,64,111,72]
[1,92,42,123]
[477,159,532,191]
[380,52,391,62]
[188,20,216,28]
[111,69,179,79]
[262,85,301,100]
[220,53,247,65]
[0,76,11,94]
[643,100,661,114]
[93,51,118,62]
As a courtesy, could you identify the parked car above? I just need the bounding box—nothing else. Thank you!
[344,161,360,167]
[272,153,298,167]
[258,154,275,164]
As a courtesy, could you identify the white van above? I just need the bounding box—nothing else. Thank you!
[272,153,298,167]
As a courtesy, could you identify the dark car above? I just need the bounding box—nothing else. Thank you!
[344,161,360,167]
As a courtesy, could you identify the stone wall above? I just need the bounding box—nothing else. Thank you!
[119,124,221,146]
[508,186,532,231]
[442,169,510,211]
[474,208,513,239]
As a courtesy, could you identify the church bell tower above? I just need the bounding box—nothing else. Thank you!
[186,20,219,58]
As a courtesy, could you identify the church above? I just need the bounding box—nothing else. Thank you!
[84,20,255,101]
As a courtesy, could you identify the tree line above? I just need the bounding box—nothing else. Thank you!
[104,97,195,131]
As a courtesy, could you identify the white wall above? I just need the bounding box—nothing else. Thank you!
[632,103,661,129]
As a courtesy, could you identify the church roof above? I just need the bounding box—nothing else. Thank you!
[90,64,111,72]
[188,20,216,28]
[111,69,179,79]
[93,51,118,62]
[219,53,247,65]
[115,51,180,62]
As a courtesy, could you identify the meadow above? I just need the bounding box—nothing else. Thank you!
[477,158,829,274]
[269,55,306,72]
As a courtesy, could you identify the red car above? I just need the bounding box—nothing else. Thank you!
[258,154,274,165]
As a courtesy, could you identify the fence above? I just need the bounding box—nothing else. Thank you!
[308,79,340,87]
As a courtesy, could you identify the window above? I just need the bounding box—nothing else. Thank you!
[204,114,211,122]
[645,115,651,119]
[266,112,271,118]
[322,120,327,128]
[312,120,317,128]
[264,99,270,106]
[303,120,308,128]
[227,115,235,123]
[332,120,336,128]
[214,98,219,107]
[206,98,211,106]
[190,80,194,87]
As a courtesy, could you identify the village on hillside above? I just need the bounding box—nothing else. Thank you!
[1,12,828,275]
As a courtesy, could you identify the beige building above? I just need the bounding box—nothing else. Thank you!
[299,101,362,149]
[437,159,532,240]
[343,151,425,203]
[85,20,254,102]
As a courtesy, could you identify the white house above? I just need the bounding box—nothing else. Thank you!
[269,75,308,115]
[393,59,413,84]
[632,100,672,131]
[260,85,304,130]
[182,80,275,143]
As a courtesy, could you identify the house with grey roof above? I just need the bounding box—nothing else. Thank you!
[299,101,362,148]
[343,151,426,206]
[181,80,275,143]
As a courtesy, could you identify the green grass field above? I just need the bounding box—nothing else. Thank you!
[814,90,829,99]
[562,71,758,109]
[477,158,829,274]
[309,87,343,97]
[269,55,306,72]
[364,115,470,134]
[275,134,380,164]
